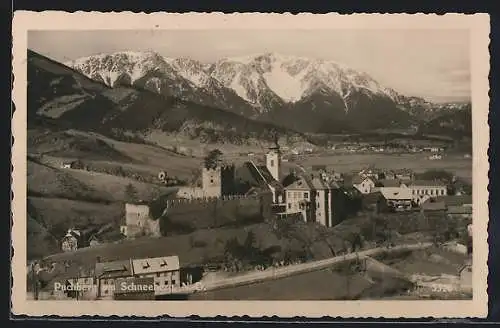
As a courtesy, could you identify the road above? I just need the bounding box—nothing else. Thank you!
[171,242,433,295]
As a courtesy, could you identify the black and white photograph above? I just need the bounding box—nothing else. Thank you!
[11,12,490,318]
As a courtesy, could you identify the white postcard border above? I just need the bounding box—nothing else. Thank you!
[11,11,490,318]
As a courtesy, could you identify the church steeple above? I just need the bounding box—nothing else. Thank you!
[266,131,281,181]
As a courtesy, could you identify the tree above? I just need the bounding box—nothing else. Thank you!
[204,149,223,170]
[124,183,138,203]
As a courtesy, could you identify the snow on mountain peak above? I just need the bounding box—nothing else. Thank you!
[208,52,393,106]
[65,50,408,113]
[65,50,172,87]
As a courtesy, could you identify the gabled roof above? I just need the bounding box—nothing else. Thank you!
[379,187,412,200]
[328,180,341,189]
[256,165,284,191]
[131,256,180,275]
[285,174,314,190]
[95,260,132,279]
[408,180,446,187]
[244,161,284,191]
[377,179,402,187]
[310,175,328,190]
[351,175,365,185]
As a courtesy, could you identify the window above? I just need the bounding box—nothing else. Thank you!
[157,272,161,277]
[288,192,292,198]
[287,203,291,209]
[430,190,434,195]
[164,280,169,285]
[155,282,159,286]
[210,179,214,183]
[316,191,320,196]
[304,192,309,199]
[172,280,176,285]
[441,189,445,195]
[270,160,274,166]
[104,290,108,295]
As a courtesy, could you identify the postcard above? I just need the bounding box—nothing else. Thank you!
[11,11,490,318]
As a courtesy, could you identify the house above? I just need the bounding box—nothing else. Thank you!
[407,180,447,204]
[375,179,405,188]
[352,176,376,194]
[64,266,97,300]
[131,256,181,295]
[458,259,472,292]
[122,202,161,239]
[378,187,413,211]
[358,167,384,180]
[61,162,73,169]
[95,260,134,298]
[284,174,314,222]
[61,228,81,252]
[283,172,360,227]
[233,141,285,204]
[310,175,331,226]
[88,235,100,247]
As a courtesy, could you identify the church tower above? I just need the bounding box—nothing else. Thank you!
[266,137,281,182]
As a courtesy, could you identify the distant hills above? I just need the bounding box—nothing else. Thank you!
[29,49,472,146]
[28,50,308,147]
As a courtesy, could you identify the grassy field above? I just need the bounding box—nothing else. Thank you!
[28,197,124,231]
[295,153,472,181]
[379,247,468,276]
[64,169,177,202]
[190,270,374,300]
[42,223,285,268]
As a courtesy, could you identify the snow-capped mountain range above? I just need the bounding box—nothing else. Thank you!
[65,51,470,133]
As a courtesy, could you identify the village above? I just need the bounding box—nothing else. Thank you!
[28,139,474,301]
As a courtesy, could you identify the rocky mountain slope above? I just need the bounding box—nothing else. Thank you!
[28,49,308,146]
[66,51,471,134]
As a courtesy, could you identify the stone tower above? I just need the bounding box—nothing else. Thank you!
[266,138,281,182]
[201,167,222,198]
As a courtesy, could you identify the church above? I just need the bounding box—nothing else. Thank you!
[175,140,358,227]
[175,140,286,204]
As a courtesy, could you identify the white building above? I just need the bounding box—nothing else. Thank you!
[131,256,181,295]
[352,176,376,194]
[407,180,447,204]
[266,142,281,182]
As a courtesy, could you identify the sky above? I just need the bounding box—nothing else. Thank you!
[28,29,471,102]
